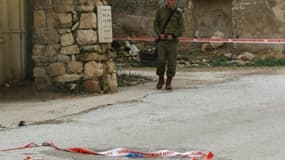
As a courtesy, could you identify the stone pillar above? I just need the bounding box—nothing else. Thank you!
[32,0,118,93]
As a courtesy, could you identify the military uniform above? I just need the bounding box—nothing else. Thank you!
[153,5,185,90]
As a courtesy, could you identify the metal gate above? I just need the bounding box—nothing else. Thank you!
[0,0,27,84]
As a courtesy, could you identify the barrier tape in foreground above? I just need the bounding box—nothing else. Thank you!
[113,36,285,44]
[1,142,214,160]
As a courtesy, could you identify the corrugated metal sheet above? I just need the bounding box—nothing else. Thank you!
[0,0,26,84]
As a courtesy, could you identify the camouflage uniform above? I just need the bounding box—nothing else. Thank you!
[154,5,185,78]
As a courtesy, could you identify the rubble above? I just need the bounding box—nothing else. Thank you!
[223,53,233,59]
[201,43,210,52]
[210,31,226,49]
[238,52,256,61]
[112,39,285,68]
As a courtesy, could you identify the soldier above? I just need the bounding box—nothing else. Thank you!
[153,0,185,90]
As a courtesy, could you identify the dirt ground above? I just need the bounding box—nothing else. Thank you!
[0,81,65,103]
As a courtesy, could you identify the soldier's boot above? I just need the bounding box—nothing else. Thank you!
[165,76,173,90]
[156,76,165,89]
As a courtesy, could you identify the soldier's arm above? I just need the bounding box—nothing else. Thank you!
[173,11,185,38]
[153,10,162,36]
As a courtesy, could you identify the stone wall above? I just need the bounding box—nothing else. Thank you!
[110,0,285,53]
[32,0,118,93]
[109,0,194,37]
[192,0,233,38]
[232,0,285,52]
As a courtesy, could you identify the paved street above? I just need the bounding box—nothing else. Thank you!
[1,69,285,160]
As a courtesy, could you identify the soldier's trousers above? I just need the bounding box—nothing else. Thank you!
[156,40,178,77]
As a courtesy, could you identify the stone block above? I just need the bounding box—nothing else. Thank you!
[71,55,76,61]
[33,44,46,56]
[58,13,73,28]
[33,0,52,10]
[60,45,80,55]
[96,0,104,6]
[105,73,118,93]
[47,29,60,43]
[101,43,112,52]
[33,56,52,67]
[80,13,97,29]
[58,29,72,35]
[33,10,46,28]
[33,28,48,44]
[78,53,107,62]
[67,61,83,74]
[45,44,59,58]
[84,61,104,79]
[53,0,74,12]
[76,30,97,45]
[57,54,70,63]
[81,45,102,53]
[76,0,96,12]
[46,12,57,29]
[83,80,101,93]
[102,0,108,5]
[105,60,115,73]
[54,74,81,83]
[60,33,75,46]
[34,29,57,44]
[47,62,66,77]
[33,67,47,78]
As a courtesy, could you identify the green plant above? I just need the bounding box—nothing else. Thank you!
[253,58,285,66]
[99,76,109,92]
[211,56,238,67]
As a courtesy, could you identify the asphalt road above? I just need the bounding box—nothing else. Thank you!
[1,72,285,160]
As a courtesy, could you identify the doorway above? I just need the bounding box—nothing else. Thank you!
[0,0,32,84]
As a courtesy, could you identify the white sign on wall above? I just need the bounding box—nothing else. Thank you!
[97,6,113,43]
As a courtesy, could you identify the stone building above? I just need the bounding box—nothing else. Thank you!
[1,0,118,93]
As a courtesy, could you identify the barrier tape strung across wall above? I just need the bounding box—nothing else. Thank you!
[1,142,214,160]
[113,36,285,44]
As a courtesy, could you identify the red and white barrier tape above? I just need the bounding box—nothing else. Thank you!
[113,36,285,44]
[0,143,40,152]
[96,148,214,159]
[1,142,214,160]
